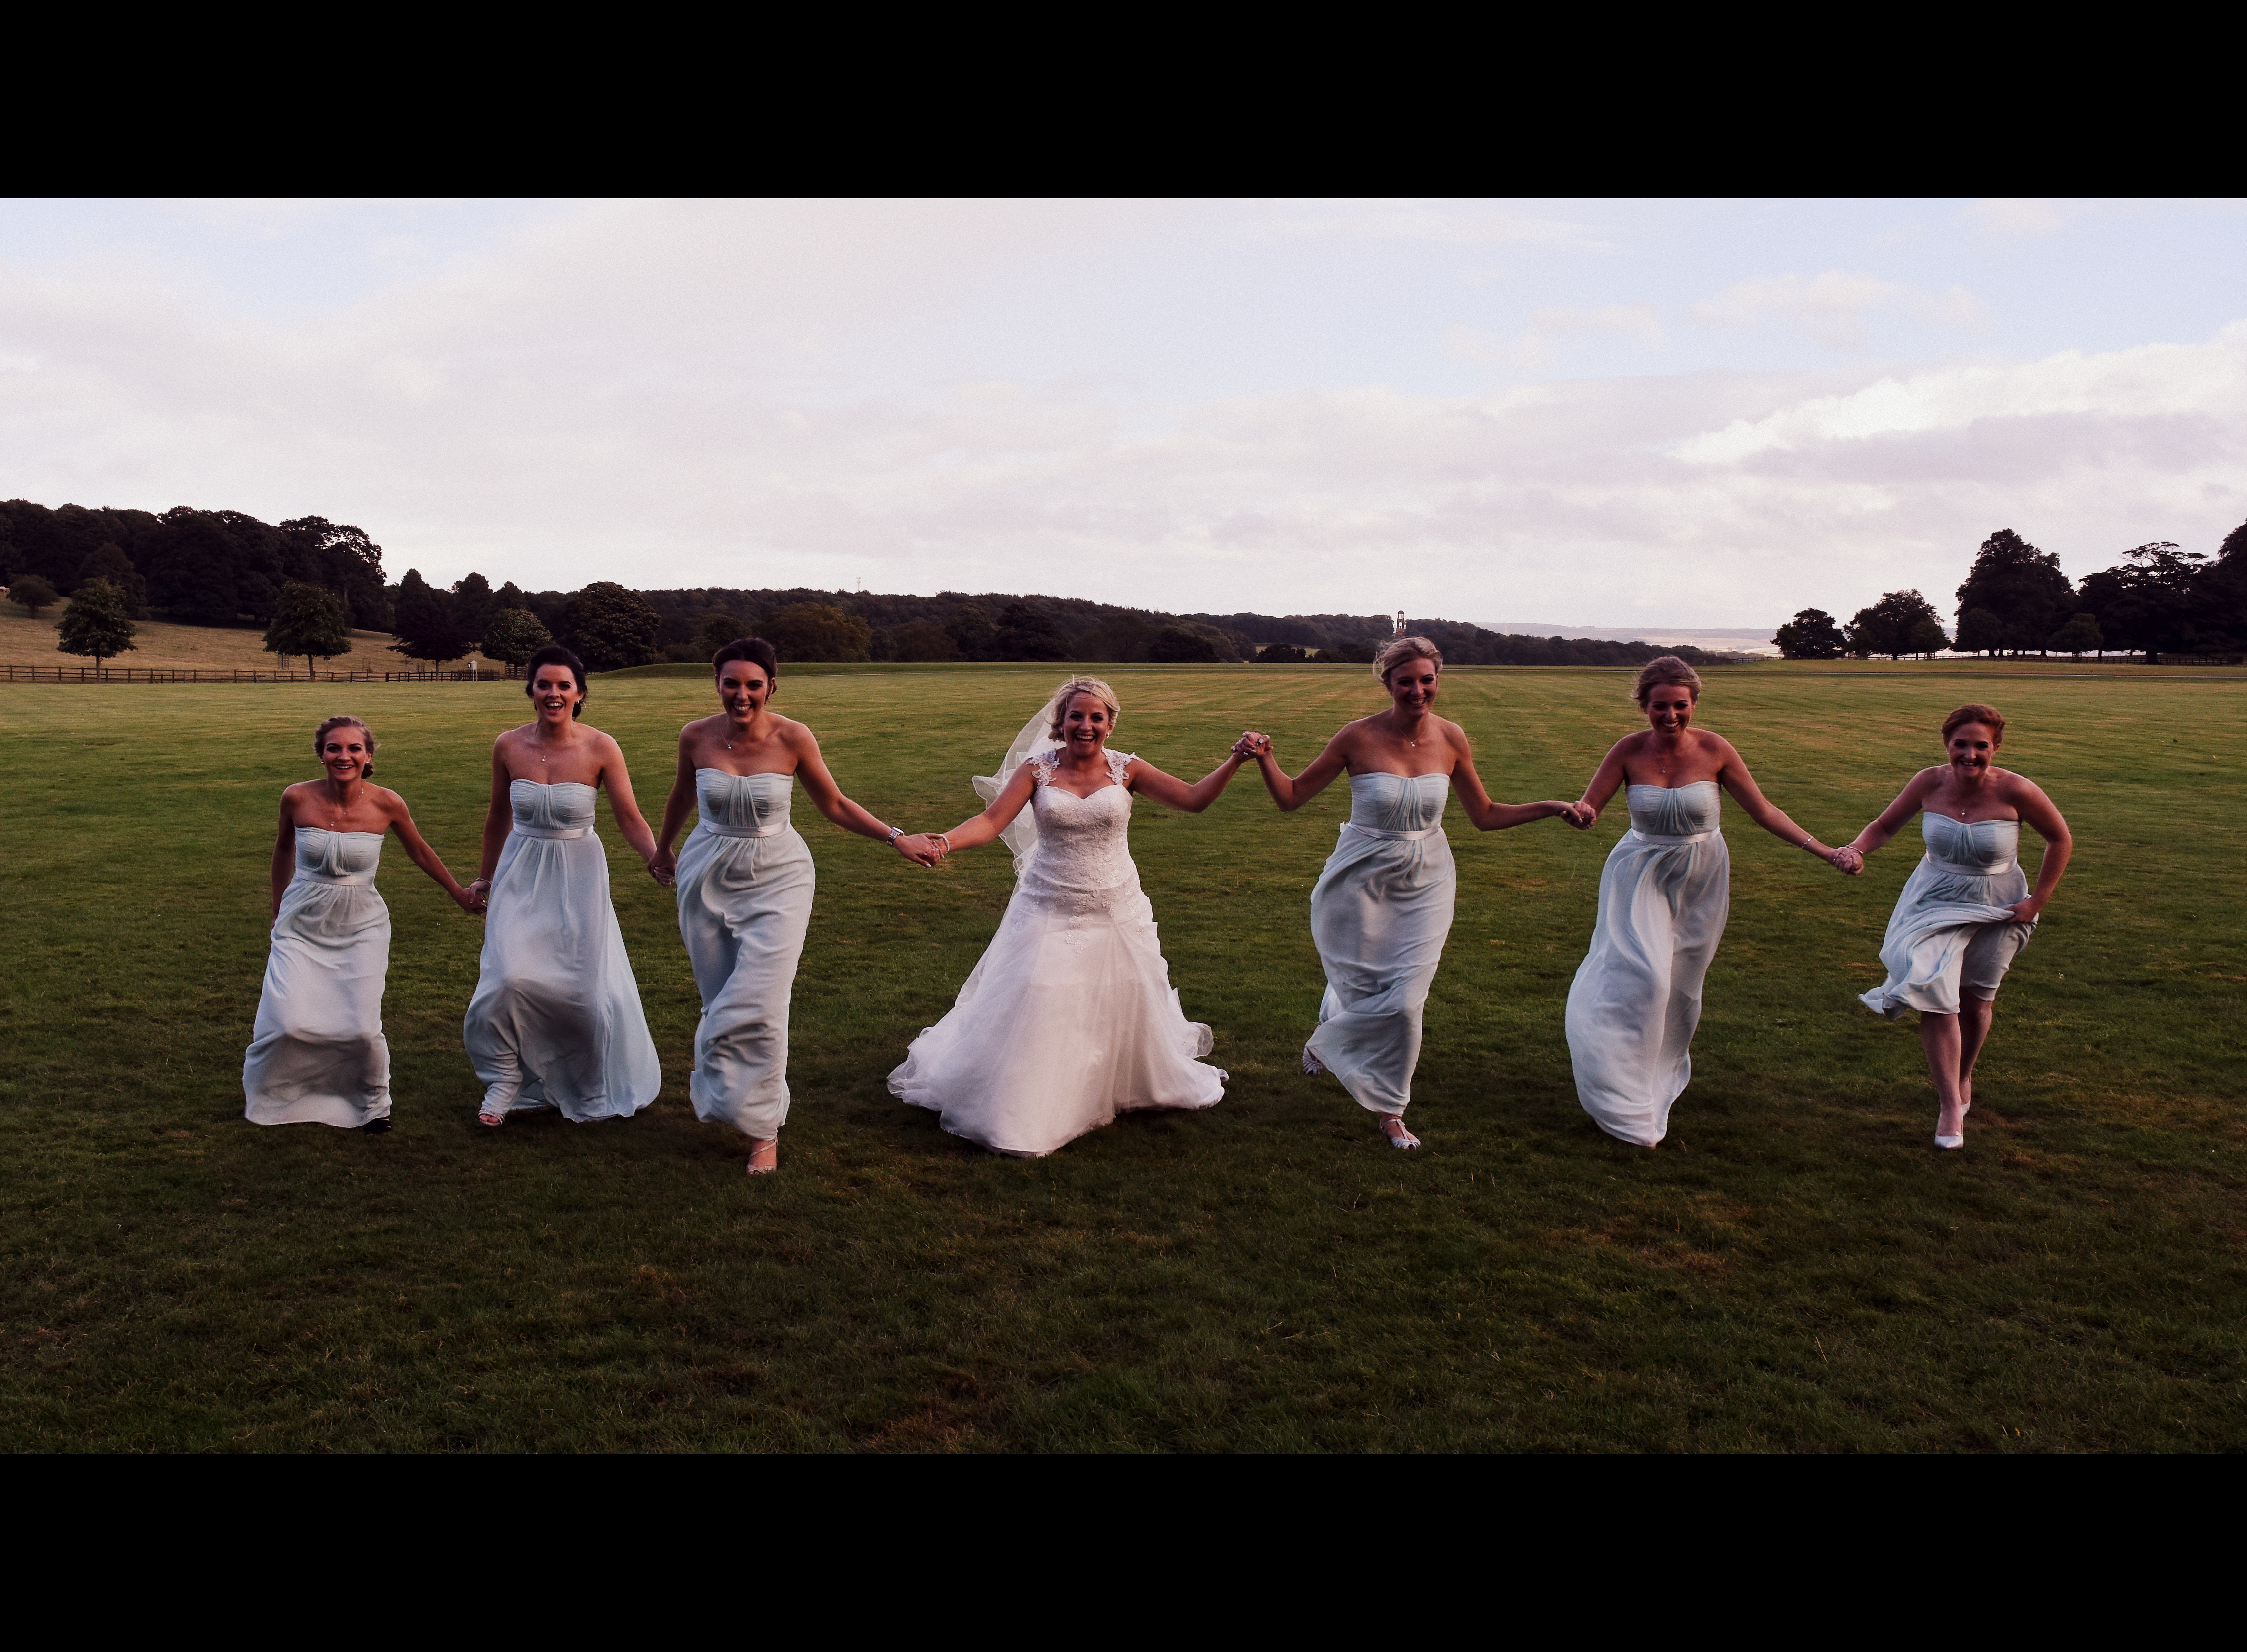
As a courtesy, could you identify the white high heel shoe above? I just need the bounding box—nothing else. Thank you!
[1934,1132,1964,1150]
[1382,1118,1421,1150]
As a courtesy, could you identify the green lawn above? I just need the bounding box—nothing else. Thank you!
[2,663,2241,1451]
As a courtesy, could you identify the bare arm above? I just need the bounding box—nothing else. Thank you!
[791,729,941,864]
[1574,740,1633,826]
[1714,739,1853,868]
[1238,730,1351,811]
[2010,779,2073,921]
[475,741,514,886]
[594,734,667,883]
[270,794,298,922]
[1125,752,1246,812]
[1844,769,1942,859]
[1447,735,1585,832]
[381,792,480,912]
[652,727,701,879]
[936,761,1038,852]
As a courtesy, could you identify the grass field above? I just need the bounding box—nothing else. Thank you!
[2,663,2242,1451]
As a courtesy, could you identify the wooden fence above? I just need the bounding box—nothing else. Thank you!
[1,664,524,684]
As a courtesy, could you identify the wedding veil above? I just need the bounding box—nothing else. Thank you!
[972,701,1063,875]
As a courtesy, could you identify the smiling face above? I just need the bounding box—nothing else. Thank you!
[1385,658,1440,715]
[1946,720,2000,776]
[1642,683,1697,734]
[1060,692,1112,755]
[530,664,582,723]
[717,660,770,721]
[319,727,371,781]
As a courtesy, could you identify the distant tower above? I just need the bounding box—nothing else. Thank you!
[1393,609,1406,637]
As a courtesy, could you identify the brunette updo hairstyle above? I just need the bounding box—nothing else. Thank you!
[313,714,378,777]
[712,637,779,694]
[1373,634,1442,685]
[1632,655,1703,706]
[523,644,591,718]
[1941,702,2005,745]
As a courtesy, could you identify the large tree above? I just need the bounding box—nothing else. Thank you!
[388,569,474,664]
[263,581,353,677]
[1847,590,1946,660]
[77,542,149,617]
[2076,541,2212,662]
[1954,529,2075,655]
[992,601,1071,662]
[450,572,495,645]
[1772,607,1846,659]
[562,581,663,671]
[8,573,59,616]
[481,605,553,666]
[945,602,997,661]
[1149,627,1220,663]
[884,620,959,662]
[691,611,747,658]
[55,579,137,669]
[761,601,871,663]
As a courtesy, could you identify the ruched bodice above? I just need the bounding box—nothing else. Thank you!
[1348,771,1449,836]
[1923,813,2019,874]
[1021,751,1138,904]
[1627,781,1721,840]
[694,769,794,837]
[510,778,596,836]
[294,826,383,885]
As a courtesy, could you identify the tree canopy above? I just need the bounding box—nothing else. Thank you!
[562,581,662,671]
[481,606,553,666]
[388,569,475,664]
[8,573,59,616]
[761,602,872,663]
[1773,607,1846,659]
[55,579,137,667]
[1848,590,1946,659]
[263,581,353,675]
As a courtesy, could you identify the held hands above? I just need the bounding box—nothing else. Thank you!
[1232,731,1272,759]
[1555,801,1595,829]
[893,832,947,868]
[1829,847,1865,876]
[648,848,677,888]
[464,878,491,914]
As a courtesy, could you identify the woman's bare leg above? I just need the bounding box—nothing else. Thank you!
[1957,997,1996,1115]
[747,1136,779,1174]
[1919,1011,1968,1143]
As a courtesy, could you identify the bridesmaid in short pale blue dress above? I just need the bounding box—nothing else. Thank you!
[1842,702,2072,1151]
[463,645,669,1127]
[1564,657,1856,1147]
[1235,636,1588,1149]
[652,638,944,1175]
[245,715,479,1131]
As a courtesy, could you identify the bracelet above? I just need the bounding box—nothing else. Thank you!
[886,826,904,845]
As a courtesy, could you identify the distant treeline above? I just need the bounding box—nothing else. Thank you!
[1,496,1736,672]
[1777,522,2247,664]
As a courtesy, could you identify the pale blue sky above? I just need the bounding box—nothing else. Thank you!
[2,198,2240,624]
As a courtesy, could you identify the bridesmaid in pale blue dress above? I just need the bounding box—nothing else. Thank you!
[1842,702,2072,1150]
[1565,657,1856,1147]
[1235,636,1588,1149]
[246,716,480,1130]
[464,645,669,1127]
[652,638,944,1175]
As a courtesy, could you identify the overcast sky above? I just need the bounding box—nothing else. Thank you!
[2,197,2241,627]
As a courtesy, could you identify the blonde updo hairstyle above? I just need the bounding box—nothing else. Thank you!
[1045,675,1122,741]
[1632,655,1703,707]
[313,714,378,777]
[1373,634,1443,685]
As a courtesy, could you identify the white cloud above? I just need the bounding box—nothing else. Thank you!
[1691,269,1990,349]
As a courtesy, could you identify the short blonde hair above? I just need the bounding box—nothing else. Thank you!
[1632,655,1702,706]
[1045,675,1122,740]
[313,714,378,777]
[1373,634,1442,685]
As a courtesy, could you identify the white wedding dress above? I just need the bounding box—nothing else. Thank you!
[888,743,1225,1156]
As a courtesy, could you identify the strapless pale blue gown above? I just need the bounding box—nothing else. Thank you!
[463,780,660,1120]
[244,826,392,1127]
[1861,814,2033,1018]
[1304,772,1456,1116]
[1565,782,1729,1147]
[674,770,815,1139]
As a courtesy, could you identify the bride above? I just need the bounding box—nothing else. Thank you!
[888,676,1248,1157]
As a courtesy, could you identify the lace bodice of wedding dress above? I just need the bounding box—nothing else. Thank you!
[1018,749,1138,908]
